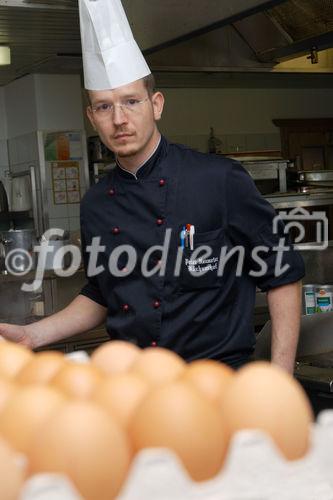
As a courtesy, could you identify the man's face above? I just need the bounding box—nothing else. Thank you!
[87,79,164,159]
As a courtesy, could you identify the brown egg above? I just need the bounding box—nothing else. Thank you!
[222,361,314,460]
[94,373,150,429]
[0,341,33,379]
[50,362,103,399]
[0,437,25,500]
[129,381,228,481]
[27,401,132,500]
[0,378,16,414]
[182,360,234,405]
[15,351,66,386]
[130,347,186,387]
[91,340,141,376]
[0,385,66,454]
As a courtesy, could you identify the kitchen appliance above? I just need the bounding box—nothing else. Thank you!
[287,170,333,193]
[255,312,333,415]
[11,175,32,212]
[4,130,89,238]
[88,135,116,184]
[0,229,38,273]
[241,160,288,195]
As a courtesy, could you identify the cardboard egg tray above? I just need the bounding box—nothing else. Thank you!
[20,409,333,500]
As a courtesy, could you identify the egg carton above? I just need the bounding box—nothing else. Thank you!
[20,410,333,500]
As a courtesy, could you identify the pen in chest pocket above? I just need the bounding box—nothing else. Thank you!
[180,226,186,249]
[181,224,195,250]
[189,225,195,250]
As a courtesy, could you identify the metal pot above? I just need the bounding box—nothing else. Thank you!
[44,238,72,270]
[0,229,38,273]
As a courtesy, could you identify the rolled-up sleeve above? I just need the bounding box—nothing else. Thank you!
[226,161,305,291]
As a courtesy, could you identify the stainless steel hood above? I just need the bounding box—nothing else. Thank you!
[237,0,333,62]
[0,0,332,87]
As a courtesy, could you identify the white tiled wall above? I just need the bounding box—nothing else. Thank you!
[160,86,333,154]
[68,216,81,231]
[3,74,87,236]
[49,217,70,232]
[4,75,38,139]
[47,216,80,233]
[8,132,39,165]
[44,157,85,234]
[0,87,7,141]
[6,131,86,235]
[35,74,84,131]
[0,140,9,167]
[45,190,81,233]
[0,136,10,205]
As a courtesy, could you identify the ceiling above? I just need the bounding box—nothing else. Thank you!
[0,0,332,88]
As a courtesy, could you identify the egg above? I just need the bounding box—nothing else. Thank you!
[91,340,141,376]
[129,381,228,481]
[27,401,132,500]
[0,437,25,500]
[182,360,234,405]
[130,347,186,387]
[221,361,314,460]
[50,362,103,398]
[15,351,66,385]
[0,341,33,379]
[94,373,150,429]
[0,378,16,414]
[0,385,66,454]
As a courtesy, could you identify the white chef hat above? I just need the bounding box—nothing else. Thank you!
[79,0,151,90]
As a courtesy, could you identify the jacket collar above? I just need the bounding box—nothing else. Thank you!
[115,135,167,180]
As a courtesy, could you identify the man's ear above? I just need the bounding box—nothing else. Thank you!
[152,92,165,121]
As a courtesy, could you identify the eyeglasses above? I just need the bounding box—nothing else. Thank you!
[90,97,149,119]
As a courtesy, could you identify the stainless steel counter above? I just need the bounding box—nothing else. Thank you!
[265,190,333,209]
[0,268,86,325]
[0,267,85,283]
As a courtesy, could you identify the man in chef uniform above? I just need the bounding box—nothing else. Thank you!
[0,0,304,372]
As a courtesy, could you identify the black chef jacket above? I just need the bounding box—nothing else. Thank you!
[80,136,305,367]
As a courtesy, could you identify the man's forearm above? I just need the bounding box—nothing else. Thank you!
[25,294,107,349]
[267,281,302,374]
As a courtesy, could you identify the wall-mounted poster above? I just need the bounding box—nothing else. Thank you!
[45,132,83,161]
[52,161,81,204]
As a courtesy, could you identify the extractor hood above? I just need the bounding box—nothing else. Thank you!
[234,0,333,63]
[0,0,332,87]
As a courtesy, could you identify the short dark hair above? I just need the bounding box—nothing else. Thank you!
[143,73,156,96]
[86,73,156,104]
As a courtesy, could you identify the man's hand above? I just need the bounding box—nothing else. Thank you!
[0,323,33,349]
[0,295,107,351]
